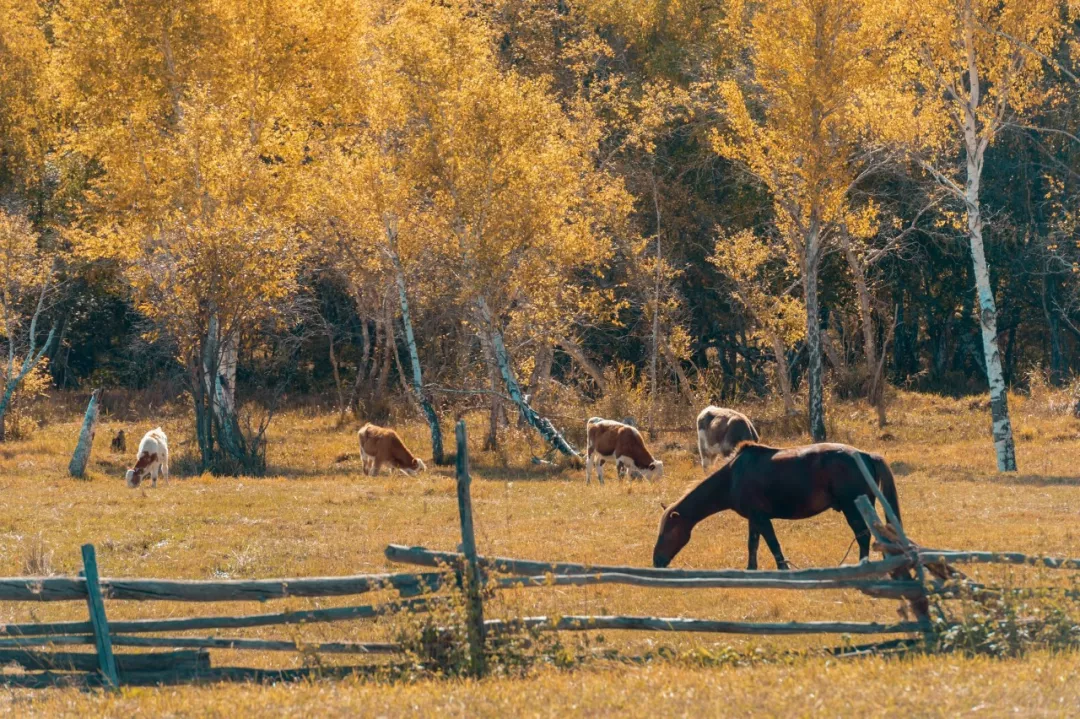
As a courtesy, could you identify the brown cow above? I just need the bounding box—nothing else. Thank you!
[357,424,426,477]
[585,417,663,484]
[696,405,759,472]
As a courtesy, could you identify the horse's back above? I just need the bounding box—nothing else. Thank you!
[729,442,887,519]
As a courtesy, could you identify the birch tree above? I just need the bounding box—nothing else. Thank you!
[711,0,891,441]
[0,210,56,441]
[374,1,629,457]
[57,0,343,473]
[891,0,1066,470]
[710,229,804,414]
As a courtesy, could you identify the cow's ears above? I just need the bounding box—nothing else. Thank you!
[659,501,668,511]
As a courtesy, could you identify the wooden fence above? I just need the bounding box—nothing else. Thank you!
[4,420,1080,686]
[384,422,1080,673]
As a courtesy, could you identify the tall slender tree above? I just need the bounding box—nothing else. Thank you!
[892,0,1066,471]
[711,0,891,440]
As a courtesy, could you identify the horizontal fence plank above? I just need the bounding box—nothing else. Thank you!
[0,648,208,673]
[0,572,446,603]
[918,550,1080,570]
[385,544,913,581]
[486,615,930,635]
[0,597,436,637]
[0,634,401,653]
[494,573,925,599]
[109,636,402,654]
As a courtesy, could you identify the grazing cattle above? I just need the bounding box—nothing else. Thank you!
[357,424,426,476]
[696,406,759,471]
[585,417,663,484]
[125,428,169,488]
[653,442,901,570]
[110,429,127,454]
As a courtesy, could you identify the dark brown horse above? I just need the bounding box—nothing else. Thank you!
[652,442,901,569]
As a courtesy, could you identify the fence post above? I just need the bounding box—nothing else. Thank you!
[455,420,486,676]
[69,389,101,478]
[81,544,119,688]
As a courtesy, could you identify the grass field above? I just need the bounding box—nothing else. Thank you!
[0,389,1078,716]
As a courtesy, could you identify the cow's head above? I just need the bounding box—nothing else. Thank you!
[125,452,156,488]
[403,458,427,476]
[641,459,664,482]
[653,501,692,568]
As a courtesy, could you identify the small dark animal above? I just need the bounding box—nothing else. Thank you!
[696,405,758,472]
[653,442,901,570]
[110,429,127,454]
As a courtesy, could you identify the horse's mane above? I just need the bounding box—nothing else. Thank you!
[668,441,783,510]
[731,440,782,456]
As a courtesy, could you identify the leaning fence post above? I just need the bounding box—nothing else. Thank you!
[455,420,486,676]
[81,544,119,688]
[69,389,101,478]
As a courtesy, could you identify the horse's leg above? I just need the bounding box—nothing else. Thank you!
[841,503,872,561]
[746,523,761,570]
[754,516,790,570]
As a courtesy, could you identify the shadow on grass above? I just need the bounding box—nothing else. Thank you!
[988,473,1080,487]
[0,663,401,690]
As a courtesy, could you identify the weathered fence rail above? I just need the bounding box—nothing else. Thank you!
[0,547,447,687]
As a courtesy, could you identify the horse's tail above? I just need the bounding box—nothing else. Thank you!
[870,455,901,525]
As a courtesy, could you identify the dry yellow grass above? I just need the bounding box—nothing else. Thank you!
[0,389,1077,715]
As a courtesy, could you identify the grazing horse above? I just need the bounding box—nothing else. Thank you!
[652,442,901,570]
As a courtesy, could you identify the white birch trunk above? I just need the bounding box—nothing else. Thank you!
[960,1,1018,472]
[964,156,1017,471]
[390,249,444,464]
[804,227,827,442]
[477,299,579,458]
[68,389,100,478]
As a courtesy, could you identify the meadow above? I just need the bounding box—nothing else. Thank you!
[0,388,1078,716]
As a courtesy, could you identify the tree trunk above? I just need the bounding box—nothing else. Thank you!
[327,330,347,427]
[480,333,500,451]
[660,341,696,406]
[478,299,579,458]
[1043,277,1065,387]
[804,233,827,442]
[842,232,888,426]
[0,387,12,442]
[527,341,553,408]
[68,389,101,478]
[201,315,263,475]
[556,337,608,394]
[767,330,797,414]
[964,149,1017,471]
[348,319,371,419]
[391,252,444,465]
[374,302,392,404]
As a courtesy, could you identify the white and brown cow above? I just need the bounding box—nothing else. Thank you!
[125,427,169,488]
[585,417,663,484]
[696,405,759,471]
[357,424,426,476]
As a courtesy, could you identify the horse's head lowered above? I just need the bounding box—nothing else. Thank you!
[652,502,692,568]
